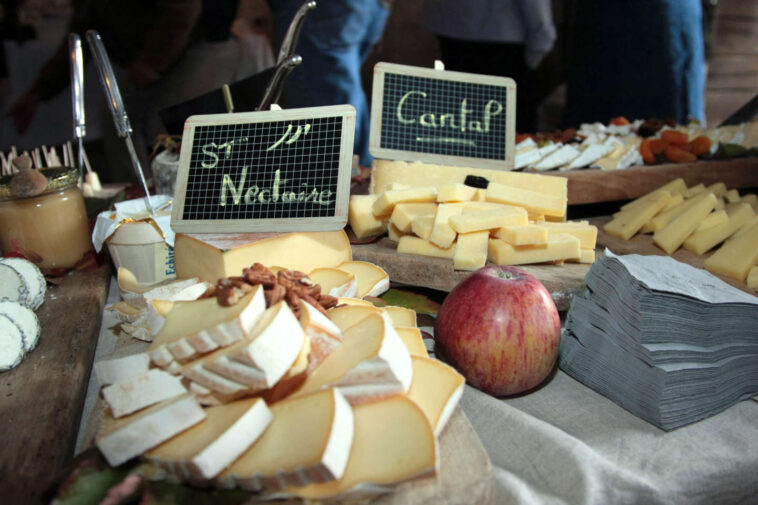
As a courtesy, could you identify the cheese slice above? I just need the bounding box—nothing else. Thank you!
[453,230,489,271]
[145,398,272,480]
[429,203,464,248]
[706,182,728,197]
[336,297,373,307]
[644,191,712,233]
[336,261,389,298]
[148,285,266,367]
[622,179,687,212]
[411,215,434,240]
[653,192,717,255]
[535,222,597,249]
[603,191,670,240]
[488,233,581,266]
[349,194,387,239]
[174,231,352,283]
[128,277,209,310]
[96,394,206,467]
[218,388,353,492]
[300,300,343,371]
[747,266,758,290]
[473,188,487,201]
[448,206,528,234]
[704,221,758,281]
[514,146,543,170]
[564,143,614,170]
[436,183,477,203]
[308,268,358,298]
[395,327,428,358]
[728,215,758,243]
[94,354,151,386]
[684,183,706,198]
[102,369,187,418]
[371,186,438,217]
[327,304,385,332]
[533,144,581,171]
[389,203,438,233]
[683,203,755,254]
[397,236,456,259]
[566,248,596,264]
[693,210,728,234]
[496,224,548,246]
[370,159,567,199]
[387,223,406,243]
[294,313,412,404]
[283,395,437,500]
[725,189,741,203]
[407,356,464,436]
[619,190,675,215]
[383,306,416,328]
[485,182,567,218]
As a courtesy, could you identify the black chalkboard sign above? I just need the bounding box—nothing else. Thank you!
[170,105,355,233]
[369,62,516,170]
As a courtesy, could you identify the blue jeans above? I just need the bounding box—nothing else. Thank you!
[271,0,389,167]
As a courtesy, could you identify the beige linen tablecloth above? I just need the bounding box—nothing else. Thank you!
[460,372,758,505]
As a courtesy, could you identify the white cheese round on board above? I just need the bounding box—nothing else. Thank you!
[0,314,25,371]
[0,301,41,352]
[0,258,46,310]
[0,263,31,308]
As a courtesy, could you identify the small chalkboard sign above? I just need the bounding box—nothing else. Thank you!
[171,105,355,233]
[369,62,516,170]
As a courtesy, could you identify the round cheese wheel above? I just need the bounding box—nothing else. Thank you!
[0,258,46,310]
[0,314,25,371]
[0,301,40,352]
[0,263,31,308]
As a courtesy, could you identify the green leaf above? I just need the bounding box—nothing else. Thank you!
[53,466,130,505]
[144,481,250,505]
[378,289,441,315]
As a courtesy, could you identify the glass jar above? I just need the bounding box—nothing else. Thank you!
[0,167,93,270]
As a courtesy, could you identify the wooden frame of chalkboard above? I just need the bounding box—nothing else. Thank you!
[170,105,355,233]
[369,62,516,171]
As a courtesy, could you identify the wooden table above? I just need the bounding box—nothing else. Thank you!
[0,264,111,504]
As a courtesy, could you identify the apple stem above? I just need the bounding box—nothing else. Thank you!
[496,269,512,280]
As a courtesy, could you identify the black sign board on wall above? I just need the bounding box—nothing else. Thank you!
[369,62,516,170]
[171,105,355,233]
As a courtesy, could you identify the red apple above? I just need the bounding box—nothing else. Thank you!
[434,265,560,396]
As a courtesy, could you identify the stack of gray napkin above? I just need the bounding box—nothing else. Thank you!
[560,250,758,430]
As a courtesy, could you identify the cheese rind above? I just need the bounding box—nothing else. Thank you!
[336,261,389,298]
[488,234,581,266]
[453,231,489,271]
[308,268,358,298]
[653,192,717,255]
[349,195,387,239]
[300,301,343,372]
[102,369,187,418]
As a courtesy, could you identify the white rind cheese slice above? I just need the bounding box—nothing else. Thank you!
[102,369,187,418]
[564,143,615,170]
[295,313,412,405]
[533,144,581,172]
[217,388,354,492]
[0,258,45,310]
[94,353,151,386]
[335,261,389,298]
[0,314,25,371]
[407,356,465,436]
[0,263,30,308]
[96,394,206,467]
[145,398,272,480]
[0,300,40,352]
[382,306,416,328]
[300,301,343,372]
[326,304,386,332]
[307,268,358,298]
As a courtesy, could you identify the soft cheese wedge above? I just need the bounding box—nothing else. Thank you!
[282,395,437,500]
[407,356,465,436]
[349,194,387,239]
[145,398,272,481]
[294,313,413,405]
[308,268,358,298]
[327,304,386,332]
[299,300,343,371]
[96,394,206,467]
[336,261,389,298]
[217,388,353,492]
[148,285,266,367]
[395,327,428,358]
[336,297,373,307]
[382,306,416,328]
[102,369,187,418]
[174,231,352,283]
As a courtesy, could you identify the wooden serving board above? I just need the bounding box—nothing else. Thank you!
[353,237,591,311]
[0,264,111,504]
[591,216,755,295]
[554,157,758,204]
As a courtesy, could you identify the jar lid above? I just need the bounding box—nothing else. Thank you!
[0,166,79,200]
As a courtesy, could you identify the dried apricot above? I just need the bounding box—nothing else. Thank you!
[665,145,697,163]
[660,130,689,146]
[610,116,630,126]
[640,139,656,164]
[689,135,712,156]
[649,139,668,154]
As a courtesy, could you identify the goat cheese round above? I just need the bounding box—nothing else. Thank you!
[0,257,46,309]
[0,301,41,352]
[0,263,30,308]
[0,314,25,371]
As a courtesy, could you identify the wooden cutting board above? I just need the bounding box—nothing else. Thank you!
[353,238,591,311]
[0,264,111,504]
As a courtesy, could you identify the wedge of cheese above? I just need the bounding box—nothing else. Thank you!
[294,313,412,404]
[496,224,548,246]
[336,261,389,298]
[102,369,187,418]
[174,231,352,283]
[453,230,489,271]
[327,304,386,332]
[308,268,358,298]
[218,388,353,492]
[683,202,755,255]
[653,192,717,255]
[389,203,438,233]
[488,233,581,266]
[383,306,416,328]
[395,327,428,358]
[429,203,464,248]
[300,300,343,371]
[189,302,305,394]
[148,285,266,367]
[603,191,670,240]
[283,395,437,500]
[407,356,464,436]
[145,398,272,480]
[96,394,206,467]
[94,353,150,386]
[349,194,387,239]
[371,186,437,217]
[397,236,456,259]
[411,215,435,240]
[436,183,477,203]
[704,220,758,281]
[535,222,597,249]
[448,206,528,234]
[485,182,567,218]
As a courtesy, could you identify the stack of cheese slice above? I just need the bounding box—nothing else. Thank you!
[603,178,758,283]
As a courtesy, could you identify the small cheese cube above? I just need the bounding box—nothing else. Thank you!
[397,236,455,259]
[488,233,580,266]
[372,187,437,217]
[453,231,489,271]
[389,203,438,233]
[387,223,407,243]
[411,215,434,240]
[485,183,567,218]
[653,192,717,255]
[429,203,464,248]
[436,183,477,203]
[495,225,548,246]
[349,195,387,239]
